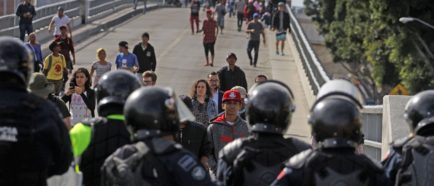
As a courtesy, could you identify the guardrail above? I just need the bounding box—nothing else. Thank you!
[0,0,79,36]
[0,0,157,38]
[286,5,393,161]
[287,5,330,94]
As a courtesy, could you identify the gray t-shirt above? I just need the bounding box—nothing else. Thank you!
[247,21,264,41]
[92,61,112,84]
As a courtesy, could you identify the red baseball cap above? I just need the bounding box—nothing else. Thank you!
[222,90,242,102]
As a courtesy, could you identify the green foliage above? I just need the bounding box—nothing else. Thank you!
[304,0,434,95]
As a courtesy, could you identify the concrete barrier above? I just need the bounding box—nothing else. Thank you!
[381,95,411,158]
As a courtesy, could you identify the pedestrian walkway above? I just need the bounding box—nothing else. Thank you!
[73,8,311,141]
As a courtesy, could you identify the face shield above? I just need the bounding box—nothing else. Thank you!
[165,88,196,123]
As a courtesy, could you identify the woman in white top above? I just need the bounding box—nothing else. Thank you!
[48,7,72,37]
[62,68,95,125]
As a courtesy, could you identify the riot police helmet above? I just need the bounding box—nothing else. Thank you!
[124,86,194,139]
[309,79,364,148]
[246,80,295,134]
[404,90,434,133]
[0,36,32,86]
[96,70,141,115]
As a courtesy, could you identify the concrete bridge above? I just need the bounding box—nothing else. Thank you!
[1,2,412,161]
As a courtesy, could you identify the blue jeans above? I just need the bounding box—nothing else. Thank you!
[19,23,33,41]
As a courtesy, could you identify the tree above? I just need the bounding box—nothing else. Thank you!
[304,0,434,101]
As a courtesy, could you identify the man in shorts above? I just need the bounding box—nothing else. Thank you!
[272,2,290,56]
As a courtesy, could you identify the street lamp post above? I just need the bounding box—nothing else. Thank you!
[399,16,434,73]
[399,17,434,30]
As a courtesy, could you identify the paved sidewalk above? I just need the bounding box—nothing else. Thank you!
[265,30,311,142]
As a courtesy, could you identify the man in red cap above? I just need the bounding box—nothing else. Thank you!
[201,9,219,66]
[207,89,248,177]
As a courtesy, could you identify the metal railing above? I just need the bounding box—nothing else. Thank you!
[287,5,330,94]
[0,0,156,38]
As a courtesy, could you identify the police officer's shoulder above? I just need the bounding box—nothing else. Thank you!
[358,153,383,172]
[25,92,50,109]
[219,138,246,162]
[26,93,60,118]
[151,137,183,155]
[285,137,311,151]
[80,117,107,127]
[286,149,315,169]
[391,136,413,153]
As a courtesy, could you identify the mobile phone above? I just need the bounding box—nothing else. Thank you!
[69,81,75,89]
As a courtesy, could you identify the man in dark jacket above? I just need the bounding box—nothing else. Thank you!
[0,36,72,185]
[208,71,224,113]
[15,0,36,41]
[217,53,248,91]
[272,2,290,56]
[133,32,157,80]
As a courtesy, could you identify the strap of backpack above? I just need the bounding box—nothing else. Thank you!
[43,54,53,76]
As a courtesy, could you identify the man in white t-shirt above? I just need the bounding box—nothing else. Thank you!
[48,7,72,37]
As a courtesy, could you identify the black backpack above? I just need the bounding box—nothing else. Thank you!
[101,141,171,186]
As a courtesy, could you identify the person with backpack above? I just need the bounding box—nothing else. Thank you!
[43,40,68,95]
[101,87,213,185]
[382,90,434,185]
[216,80,310,186]
[69,71,141,186]
[271,80,389,186]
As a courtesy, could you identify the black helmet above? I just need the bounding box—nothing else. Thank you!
[404,90,434,132]
[246,80,295,134]
[309,80,364,148]
[96,71,141,115]
[124,87,194,138]
[0,36,32,85]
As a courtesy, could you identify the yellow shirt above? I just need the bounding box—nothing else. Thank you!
[43,54,66,80]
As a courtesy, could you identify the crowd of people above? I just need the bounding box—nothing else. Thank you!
[3,34,434,185]
[3,0,434,186]
[190,0,291,67]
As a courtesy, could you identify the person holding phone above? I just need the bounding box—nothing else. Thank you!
[62,68,95,125]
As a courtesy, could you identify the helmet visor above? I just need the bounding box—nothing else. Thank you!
[175,93,196,123]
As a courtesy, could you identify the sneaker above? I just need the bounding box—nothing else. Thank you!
[250,61,253,66]
[253,64,257,68]
[281,52,285,56]
[276,51,280,55]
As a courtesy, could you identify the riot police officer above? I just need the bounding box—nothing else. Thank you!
[272,79,389,186]
[216,80,310,186]
[69,70,141,186]
[0,37,72,185]
[102,87,213,185]
[383,90,434,185]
